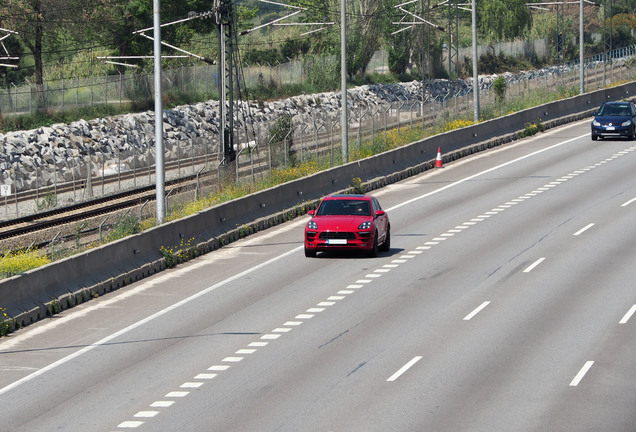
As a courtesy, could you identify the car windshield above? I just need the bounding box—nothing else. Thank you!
[317,199,371,216]
[598,104,630,116]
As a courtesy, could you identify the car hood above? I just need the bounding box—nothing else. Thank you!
[594,115,632,124]
[312,215,369,230]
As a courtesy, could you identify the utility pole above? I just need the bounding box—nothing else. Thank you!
[153,0,166,224]
[216,0,236,166]
[580,0,584,94]
[340,0,348,163]
[471,0,478,122]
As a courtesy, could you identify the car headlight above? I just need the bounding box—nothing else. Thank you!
[621,120,632,127]
[592,120,600,126]
[307,221,318,230]
[358,221,371,229]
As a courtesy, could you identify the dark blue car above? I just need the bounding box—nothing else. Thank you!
[591,101,636,141]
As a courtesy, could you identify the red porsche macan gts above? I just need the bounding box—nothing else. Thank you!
[304,194,391,257]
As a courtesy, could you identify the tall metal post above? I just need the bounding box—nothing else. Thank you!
[472,0,479,122]
[153,0,166,224]
[219,22,226,161]
[579,0,584,94]
[340,0,348,163]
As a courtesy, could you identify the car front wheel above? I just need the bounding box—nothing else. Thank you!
[369,232,379,257]
[305,247,316,258]
[591,133,598,141]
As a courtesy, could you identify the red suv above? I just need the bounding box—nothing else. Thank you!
[304,194,391,257]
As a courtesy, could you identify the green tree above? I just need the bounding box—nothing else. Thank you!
[478,0,531,41]
[0,0,70,104]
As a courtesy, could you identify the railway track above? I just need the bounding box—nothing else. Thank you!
[0,172,204,245]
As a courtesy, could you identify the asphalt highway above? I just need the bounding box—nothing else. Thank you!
[1,118,635,432]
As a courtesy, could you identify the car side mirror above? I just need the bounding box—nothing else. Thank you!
[375,210,385,217]
[308,209,315,216]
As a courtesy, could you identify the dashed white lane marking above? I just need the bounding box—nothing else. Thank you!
[621,197,636,207]
[194,374,217,379]
[524,258,546,273]
[573,223,595,236]
[134,411,159,418]
[208,365,229,371]
[222,356,243,362]
[165,391,189,398]
[118,421,144,428]
[463,301,491,321]
[180,382,203,389]
[150,401,174,408]
[619,305,636,324]
[387,356,423,382]
[570,361,595,386]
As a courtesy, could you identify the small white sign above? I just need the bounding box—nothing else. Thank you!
[0,185,11,197]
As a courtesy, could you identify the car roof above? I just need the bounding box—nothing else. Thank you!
[602,101,632,107]
[324,194,370,200]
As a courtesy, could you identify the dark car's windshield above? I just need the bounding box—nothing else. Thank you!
[317,199,371,216]
[598,104,631,117]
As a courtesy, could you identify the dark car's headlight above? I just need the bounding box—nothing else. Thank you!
[592,120,601,126]
[358,221,371,229]
[307,221,318,230]
[621,120,632,127]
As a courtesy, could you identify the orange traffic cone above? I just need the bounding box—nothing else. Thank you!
[434,147,444,168]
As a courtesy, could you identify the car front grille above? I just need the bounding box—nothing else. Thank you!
[319,232,356,240]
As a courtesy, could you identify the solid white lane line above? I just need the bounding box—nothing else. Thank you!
[621,197,636,207]
[463,301,491,321]
[573,223,595,236]
[387,356,423,382]
[524,258,546,273]
[619,305,636,324]
[570,361,594,386]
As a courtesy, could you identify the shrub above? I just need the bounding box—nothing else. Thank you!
[106,213,141,242]
[0,248,51,279]
[1,306,12,337]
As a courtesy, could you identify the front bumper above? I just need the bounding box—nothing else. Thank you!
[305,230,374,251]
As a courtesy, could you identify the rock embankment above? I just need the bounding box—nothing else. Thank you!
[0,76,503,192]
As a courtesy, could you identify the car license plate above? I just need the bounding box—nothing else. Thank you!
[327,239,347,245]
[606,126,615,130]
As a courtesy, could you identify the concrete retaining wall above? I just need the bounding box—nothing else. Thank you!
[2,82,635,328]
